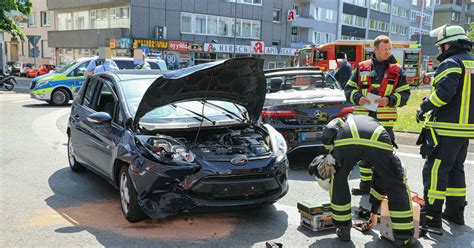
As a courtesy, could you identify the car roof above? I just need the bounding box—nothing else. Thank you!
[99,69,163,81]
[264,67,324,77]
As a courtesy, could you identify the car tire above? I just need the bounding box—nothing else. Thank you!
[50,88,70,105]
[68,135,85,172]
[119,165,147,222]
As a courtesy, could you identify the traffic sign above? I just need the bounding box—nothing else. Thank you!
[428,60,433,67]
[140,45,149,55]
[29,47,40,58]
[287,10,296,22]
[27,35,41,47]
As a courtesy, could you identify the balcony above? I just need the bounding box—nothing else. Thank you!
[48,28,130,48]
[292,16,318,29]
[47,0,129,11]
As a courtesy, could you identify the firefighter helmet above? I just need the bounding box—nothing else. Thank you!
[430,25,470,46]
[322,117,345,145]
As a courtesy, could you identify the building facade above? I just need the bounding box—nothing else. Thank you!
[433,0,473,31]
[291,0,339,48]
[46,0,296,69]
[4,0,55,66]
[409,0,435,42]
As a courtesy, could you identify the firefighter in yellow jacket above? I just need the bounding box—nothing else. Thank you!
[344,35,411,195]
[417,25,473,228]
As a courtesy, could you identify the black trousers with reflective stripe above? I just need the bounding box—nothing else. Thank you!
[422,135,468,215]
[359,127,395,183]
[331,147,414,239]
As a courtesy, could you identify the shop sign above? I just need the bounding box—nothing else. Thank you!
[264,47,278,55]
[169,41,189,51]
[279,47,298,56]
[110,38,132,49]
[251,41,265,54]
[179,51,190,59]
[204,43,252,54]
[188,42,203,51]
[133,39,169,49]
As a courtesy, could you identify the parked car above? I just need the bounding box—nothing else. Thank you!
[30,57,168,105]
[262,67,353,154]
[14,62,34,77]
[26,64,56,78]
[67,58,289,222]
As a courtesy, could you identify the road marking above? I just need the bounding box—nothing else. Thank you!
[32,108,70,155]
[397,151,474,165]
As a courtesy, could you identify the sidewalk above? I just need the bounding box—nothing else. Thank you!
[395,131,474,153]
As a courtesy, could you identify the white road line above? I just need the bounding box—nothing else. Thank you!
[397,151,474,165]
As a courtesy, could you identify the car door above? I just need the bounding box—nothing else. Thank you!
[69,77,102,171]
[69,60,90,97]
[86,79,126,177]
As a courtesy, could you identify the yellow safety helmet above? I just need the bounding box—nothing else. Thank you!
[430,25,469,46]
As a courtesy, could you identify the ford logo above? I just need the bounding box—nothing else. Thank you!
[231,155,249,166]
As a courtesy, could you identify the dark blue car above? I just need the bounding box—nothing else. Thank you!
[67,58,289,222]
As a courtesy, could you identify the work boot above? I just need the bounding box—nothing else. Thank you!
[421,210,442,228]
[442,202,466,225]
[394,237,418,248]
[351,181,371,195]
[335,225,351,241]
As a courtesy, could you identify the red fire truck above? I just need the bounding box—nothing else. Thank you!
[298,40,423,85]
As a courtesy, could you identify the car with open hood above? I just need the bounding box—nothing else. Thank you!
[67,58,289,222]
[263,67,353,154]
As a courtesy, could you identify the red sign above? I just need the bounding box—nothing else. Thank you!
[169,41,189,51]
[287,10,296,22]
[251,41,265,54]
[428,60,433,66]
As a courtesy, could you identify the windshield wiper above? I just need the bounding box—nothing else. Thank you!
[200,100,248,122]
[171,104,216,124]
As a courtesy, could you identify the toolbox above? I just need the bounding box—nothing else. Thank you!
[297,200,335,232]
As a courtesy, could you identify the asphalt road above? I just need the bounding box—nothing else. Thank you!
[1,81,473,247]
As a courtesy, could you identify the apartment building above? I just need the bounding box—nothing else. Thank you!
[433,0,473,31]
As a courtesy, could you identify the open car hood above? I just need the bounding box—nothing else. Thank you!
[134,58,266,128]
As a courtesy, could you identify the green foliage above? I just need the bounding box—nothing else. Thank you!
[0,0,32,41]
[469,22,474,55]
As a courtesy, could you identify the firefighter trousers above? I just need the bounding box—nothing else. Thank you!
[358,127,395,185]
[331,147,414,239]
[422,135,468,216]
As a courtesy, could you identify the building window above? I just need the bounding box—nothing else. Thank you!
[227,0,262,6]
[181,13,192,33]
[326,10,334,22]
[354,16,366,28]
[467,16,472,24]
[273,9,281,23]
[344,0,367,7]
[412,0,417,5]
[40,11,51,27]
[73,11,89,30]
[272,41,279,46]
[313,7,321,20]
[293,4,299,16]
[242,19,252,37]
[400,27,407,35]
[57,12,72,30]
[380,21,388,31]
[218,18,230,36]
[423,14,431,25]
[452,12,460,22]
[370,0,378,10]
[392,5,399,16]
[326,33,334,42]
[391,23,397,33]
[380,2,390,13]
[343,14,352,25]
[110,7,130,28]
[196,15,206,34]
[313,32,321,44]
[41,40,51,58]
[207,16,218,35]
[369,19,378,29]
[411,11,417,21]
[28,12,35,27]
[400,7,408,18]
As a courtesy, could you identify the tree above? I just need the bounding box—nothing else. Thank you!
[0,0,32,41]
[468,22,474,54]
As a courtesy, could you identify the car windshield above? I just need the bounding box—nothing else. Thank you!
[120,78,248,130]
[55,61,79,73]
[266,73,341,93]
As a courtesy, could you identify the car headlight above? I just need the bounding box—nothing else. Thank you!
[36,81,49,88]
[264,124,287,162]
[146,137,195,164]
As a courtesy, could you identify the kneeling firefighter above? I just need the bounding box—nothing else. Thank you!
[309,115,415,247]
[417,25,474,228]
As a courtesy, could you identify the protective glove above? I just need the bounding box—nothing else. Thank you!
[416,109,425,123]
[318,154,336,179]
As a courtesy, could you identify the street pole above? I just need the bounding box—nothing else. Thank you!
[233,1,237,58]
[418,0,424,45]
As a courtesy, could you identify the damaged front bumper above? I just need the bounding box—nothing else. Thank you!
[129,155,289,219]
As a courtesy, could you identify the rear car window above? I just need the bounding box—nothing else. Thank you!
[266,73,341,92]
[114,60,136,69]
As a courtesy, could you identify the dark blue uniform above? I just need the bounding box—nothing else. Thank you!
[335,60,352,88]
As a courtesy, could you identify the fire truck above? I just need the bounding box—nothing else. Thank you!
[298,40,423,85]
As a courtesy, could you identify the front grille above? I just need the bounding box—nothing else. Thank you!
[189,174,280,200]
[30,81,36,89]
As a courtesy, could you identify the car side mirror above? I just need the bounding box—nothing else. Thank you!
[87,112,112,125]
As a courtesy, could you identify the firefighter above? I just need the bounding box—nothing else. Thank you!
[335,52,352,88]
[310,115,415,247]
[417,25,473,228]
[344,35,411,195]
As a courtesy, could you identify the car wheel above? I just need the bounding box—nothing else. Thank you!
[119,165,147,222]
[68,135,85,172]
[51,88,70,105]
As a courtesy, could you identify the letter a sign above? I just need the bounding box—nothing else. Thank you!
[287,10,296,22]
[251,41,265,54]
